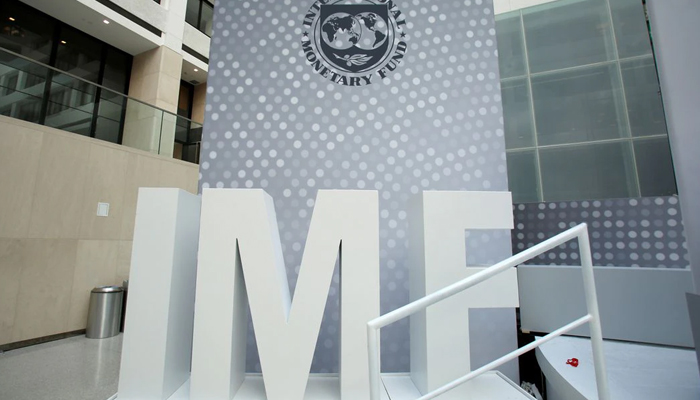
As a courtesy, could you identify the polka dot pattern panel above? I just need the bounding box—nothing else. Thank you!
[200,0,514,373]
[513,197,689,269]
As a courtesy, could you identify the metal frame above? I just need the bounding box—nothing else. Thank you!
[367,223,611,400]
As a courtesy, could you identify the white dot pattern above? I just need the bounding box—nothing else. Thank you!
[200,0,512,373]
[513,197,689,269]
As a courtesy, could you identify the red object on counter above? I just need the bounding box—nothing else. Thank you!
[566,358,579,367]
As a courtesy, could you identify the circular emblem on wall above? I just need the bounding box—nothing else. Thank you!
[301,0,408,86]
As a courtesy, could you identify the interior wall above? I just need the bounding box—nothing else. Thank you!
[199,0,518,377]
[646,0,700,294]
[0,115,198,346]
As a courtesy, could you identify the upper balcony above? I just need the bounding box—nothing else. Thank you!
[0,47,202,164]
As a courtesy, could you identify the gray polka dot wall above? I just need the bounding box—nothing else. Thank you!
[200,0,512,373]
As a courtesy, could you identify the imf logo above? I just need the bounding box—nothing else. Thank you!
[302,0,408,86]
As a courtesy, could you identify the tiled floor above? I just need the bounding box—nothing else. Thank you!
[0,334,122,400]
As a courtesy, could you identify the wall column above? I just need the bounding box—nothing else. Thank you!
[647,0,700,293]
[122,46,183,157]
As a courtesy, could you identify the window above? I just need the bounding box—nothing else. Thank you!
[0,0,132,144]
[496,0,676,203]
[186,0,214,37]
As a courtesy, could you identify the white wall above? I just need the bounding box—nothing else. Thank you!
[647,0,700,294]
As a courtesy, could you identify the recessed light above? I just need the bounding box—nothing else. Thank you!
[103,19,110,24]
[60,40,67,45]
[8,17,15,21]
[194,68,199,72]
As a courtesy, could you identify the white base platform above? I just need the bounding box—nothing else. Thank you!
[537,336,700,400]
[131,372,534,400]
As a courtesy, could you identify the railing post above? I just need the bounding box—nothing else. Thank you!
[577,225,611,400]
[367,324,381,400]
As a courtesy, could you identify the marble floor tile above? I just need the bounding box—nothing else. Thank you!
[0,334,122,400]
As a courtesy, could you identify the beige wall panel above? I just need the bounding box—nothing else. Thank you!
[158,160,199,194]
[66,240,119,331]
[28,134,90,239]
[130,48,162,87]
[79,144,129,240]
[0,240,23,345]
[120,154,164,241]
[161,46,184,79]
[116,240,133,283]
[12,239,77,342]
[0,125,43,239]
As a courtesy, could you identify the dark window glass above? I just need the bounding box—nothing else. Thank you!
[186,0,200,28]
[54,27,102,84]
[621,57,667,138]
[501,78,534,149]
[0,0,55,64]
[540,142,637,201]
[507,150,541,203]
[178,81,193,118]
[200,1,214,36]
[495,12,526,79]
[94,117,121,143]
[186,0,214,36]
[532,64,627,146]
[634,138,678,197]
[102,48,130,93]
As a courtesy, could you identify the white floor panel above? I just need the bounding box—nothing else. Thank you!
[536,336,700,400]
[163,373,532,400]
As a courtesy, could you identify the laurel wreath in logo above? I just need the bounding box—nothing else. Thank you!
[333,53,372,67]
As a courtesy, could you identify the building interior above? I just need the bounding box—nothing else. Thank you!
[0,0,698,399]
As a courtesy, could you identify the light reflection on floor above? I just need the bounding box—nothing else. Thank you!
[0,334,122,400]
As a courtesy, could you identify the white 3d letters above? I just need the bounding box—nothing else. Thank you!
[409,191,519,398]
[190,189,380,400]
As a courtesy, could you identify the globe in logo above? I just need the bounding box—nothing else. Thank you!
[322,12,388,51]
[302,1,408,87]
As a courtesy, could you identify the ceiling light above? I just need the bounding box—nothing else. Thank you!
[103,19,110,24]
[8,17,15,21]
[194,68,199,72]
[60,40,67,45]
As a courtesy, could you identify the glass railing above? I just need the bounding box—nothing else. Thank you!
[0,47,202,164]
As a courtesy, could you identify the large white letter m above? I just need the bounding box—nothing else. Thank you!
[190,189,380,400]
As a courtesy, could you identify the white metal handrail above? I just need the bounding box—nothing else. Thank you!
[367,223,611,400]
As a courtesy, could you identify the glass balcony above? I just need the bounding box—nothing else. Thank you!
[0,47,202,164]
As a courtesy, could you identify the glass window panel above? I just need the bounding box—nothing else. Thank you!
[540,141,638,201]
[54,27,102,84]
[495,12,526,79]
[507,150,541,203]
[200,1,214,36]
[621,56,667,137]
[94,116,121,144]
[185,0,200,28]
[523,0,615,73]
[175,117,190,143]
[98,90,125,121]
[609,0,653,58]
[44,95,93,136]
[502,77,534,149]
[532,64,627,146]
[633,138,677,197]
[0,1,55,64]
[102,48,130,94]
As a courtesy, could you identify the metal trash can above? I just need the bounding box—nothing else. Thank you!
[86,286,124,339]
